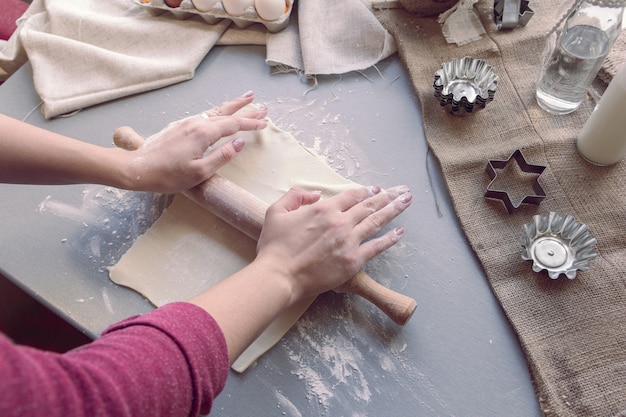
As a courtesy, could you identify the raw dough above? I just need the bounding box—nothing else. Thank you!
[109,119,359,372]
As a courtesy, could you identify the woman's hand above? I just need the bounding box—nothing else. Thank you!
[255,185,412,304]
[190,184,412,361]
[0,91,267,191]
[116,91,268,193]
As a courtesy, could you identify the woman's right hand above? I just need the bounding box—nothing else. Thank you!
[190,184,411,362]
[255,185,412,305]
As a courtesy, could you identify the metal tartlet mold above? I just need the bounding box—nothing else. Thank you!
[433,57,498,115]
[485,149,546,214]
[519,212,598,279]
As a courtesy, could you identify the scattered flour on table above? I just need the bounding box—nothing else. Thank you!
[270,241,448,416]
[39,186,170,273]
[260,97,370,182]
[275,391,303,417]
[254,97,445,414]
[36,96,449,415]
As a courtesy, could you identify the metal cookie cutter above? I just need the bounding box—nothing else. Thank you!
[494,0,534,30]
[485,149,546,214]
[519,212,598,279]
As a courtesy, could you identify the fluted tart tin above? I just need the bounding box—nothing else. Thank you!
[433,57,498,115]
[519,212,597,279]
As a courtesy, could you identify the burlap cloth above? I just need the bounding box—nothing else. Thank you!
[376,2,626,416]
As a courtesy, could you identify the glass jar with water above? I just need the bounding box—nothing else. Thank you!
[536,0,625,115]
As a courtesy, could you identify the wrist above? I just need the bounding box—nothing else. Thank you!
[103,147,141,191]
[251,253,302,308]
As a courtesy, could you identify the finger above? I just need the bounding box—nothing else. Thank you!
[196,116,268,149]
[268,188,322,214]
[232,106,269,121]
[347,185,410,225]
[355,191,412,241]
[202,91,257,118]
[113,126,145,151]
[329,186,383,213]
[357,226,406,264]
[191,137,246,177]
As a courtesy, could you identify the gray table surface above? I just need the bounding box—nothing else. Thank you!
[0,45,541,417]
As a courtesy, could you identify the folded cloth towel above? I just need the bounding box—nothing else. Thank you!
[1,0,397,118]
[266,0,396,75]
[6,0,230,118]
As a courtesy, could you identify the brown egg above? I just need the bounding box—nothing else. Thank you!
[164,0,183,7]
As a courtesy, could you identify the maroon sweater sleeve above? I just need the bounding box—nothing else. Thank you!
[0,302,229,417]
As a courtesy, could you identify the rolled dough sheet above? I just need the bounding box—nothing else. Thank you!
[108,119,359,372]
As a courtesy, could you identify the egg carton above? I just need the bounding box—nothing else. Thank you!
[133,0,293,33]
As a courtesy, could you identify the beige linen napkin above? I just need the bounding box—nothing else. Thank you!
[3,0,397,118]
[266,0,397,75]
[14,0,230,119]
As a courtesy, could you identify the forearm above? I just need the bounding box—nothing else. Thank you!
[0,303,229,417]
[0,114,130,188]
[189,255,294,363]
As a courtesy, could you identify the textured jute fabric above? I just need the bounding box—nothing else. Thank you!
[376,2,626,416]
[397,0,459,16]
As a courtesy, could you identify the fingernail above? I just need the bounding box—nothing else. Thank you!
[369,185,381,196]
[232,137,245,152]
[399,192,412,204]
[394,227,404,236]
[243,90,254,98]
[256,106,268,119]
[256,118,269,130]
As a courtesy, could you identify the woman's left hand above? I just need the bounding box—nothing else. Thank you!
[115,91,267,193]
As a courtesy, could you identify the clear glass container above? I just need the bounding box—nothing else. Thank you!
[536,0,624,115]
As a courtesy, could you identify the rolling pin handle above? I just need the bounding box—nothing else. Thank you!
[335,270,417,326]
[113,126,145,151]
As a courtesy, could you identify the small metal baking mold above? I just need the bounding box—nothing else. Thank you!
[433,57,498,115]
[494,0,534,30]
[484,149,546,214]
[519,212,597,279]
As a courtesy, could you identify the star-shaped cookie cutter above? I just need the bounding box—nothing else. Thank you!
[485,149,546,214]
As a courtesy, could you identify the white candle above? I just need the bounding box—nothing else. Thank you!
[577,63,626,166]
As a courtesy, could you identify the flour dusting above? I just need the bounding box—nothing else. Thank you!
[39,185,170,273]
[262,97,370,181]
[263,235,451,416]
[275,390,303,417]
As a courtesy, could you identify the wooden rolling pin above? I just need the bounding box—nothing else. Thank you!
[113,126,417,325]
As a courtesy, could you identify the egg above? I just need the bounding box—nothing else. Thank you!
[164,0,183,7]
[223,0,255,16]
[191,0,220,12]
[254,0,287,20]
